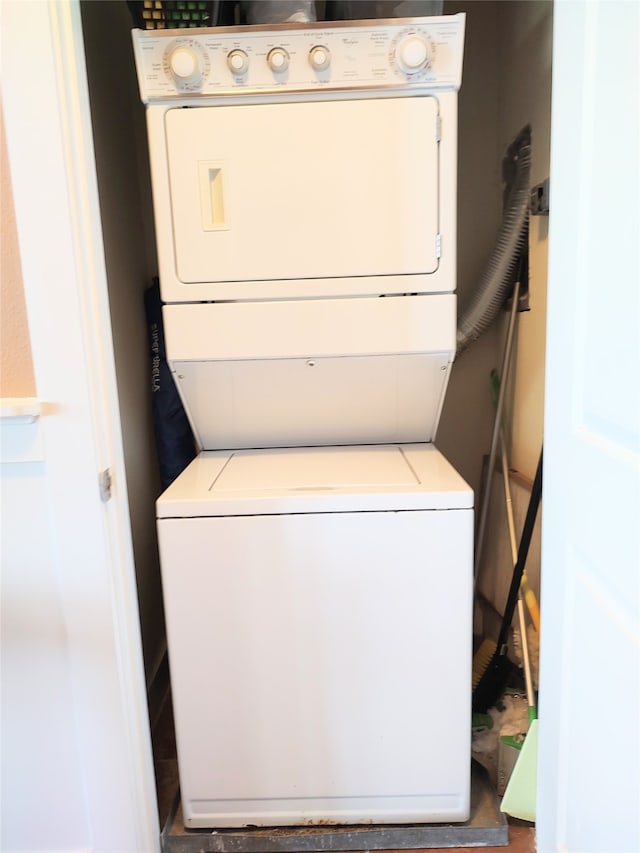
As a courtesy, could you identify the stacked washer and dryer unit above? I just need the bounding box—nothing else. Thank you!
[133,14,472,831]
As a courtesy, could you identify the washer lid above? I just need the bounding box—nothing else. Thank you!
[157,444,473,518]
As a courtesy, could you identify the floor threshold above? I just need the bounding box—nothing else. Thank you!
[161,761,509,852]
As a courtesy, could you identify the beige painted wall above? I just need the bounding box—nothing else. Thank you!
[438,2,551,641]
[440,1,551,489]
[438,0,503,497]
[498,0,552,482]
[475,1,552,640]
[0,102,35,397]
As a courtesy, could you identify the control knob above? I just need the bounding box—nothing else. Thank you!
[227,49,249,75]
[169,46,201,83]
[267,47,290,73]
[309,45,331,71]
[396,34,435,75]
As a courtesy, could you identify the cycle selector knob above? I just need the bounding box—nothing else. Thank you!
[267,47,290,72]
[396,34,435,74]
[309,45,331,71]
[169,46,201,81]
[227,49,249,75]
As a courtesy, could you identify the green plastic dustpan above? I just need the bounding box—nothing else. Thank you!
[500,718,538,822]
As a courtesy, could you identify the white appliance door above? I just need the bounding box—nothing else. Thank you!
[159,507,472,829]
[165,96,439,295]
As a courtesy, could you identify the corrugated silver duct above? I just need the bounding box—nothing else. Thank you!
[457,127,531,354]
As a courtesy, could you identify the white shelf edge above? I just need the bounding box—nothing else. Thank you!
[0,397,42,424]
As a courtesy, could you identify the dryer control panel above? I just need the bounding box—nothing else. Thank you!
[132,14,465,102]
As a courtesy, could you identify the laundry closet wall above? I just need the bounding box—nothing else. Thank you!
[491,0,551,626]
[437,0,503,495]
[441,0,552,627]
[440,0,551,489]
[497,0,551,481]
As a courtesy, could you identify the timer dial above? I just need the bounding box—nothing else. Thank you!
[164,40,208,89]
[395,33,435,75]
[170,47,199,79]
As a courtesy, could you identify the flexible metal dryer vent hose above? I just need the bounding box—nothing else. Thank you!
[457,127,532,354]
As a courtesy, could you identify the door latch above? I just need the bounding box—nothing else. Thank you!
[98,468,112,503]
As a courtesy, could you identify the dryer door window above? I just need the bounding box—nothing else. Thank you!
[165,96,440,297]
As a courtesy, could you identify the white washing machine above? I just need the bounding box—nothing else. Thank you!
[133,14,472,830]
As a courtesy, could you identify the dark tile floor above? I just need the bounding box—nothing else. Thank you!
[151,696,180,831]
[151,695,535,853]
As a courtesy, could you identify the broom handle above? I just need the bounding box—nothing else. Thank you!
[496,448,543,655]
[501,435,536,713]
[473,278,521,588]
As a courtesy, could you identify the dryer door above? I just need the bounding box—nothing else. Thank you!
[163,95,441,301]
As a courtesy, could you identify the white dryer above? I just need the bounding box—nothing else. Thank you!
[133,14,472,830]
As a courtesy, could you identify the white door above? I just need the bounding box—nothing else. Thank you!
[537,2,640,851]
[1,2,159,851]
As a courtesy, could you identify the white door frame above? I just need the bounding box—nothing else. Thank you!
[1,2,159,850]
[537,1,640,850]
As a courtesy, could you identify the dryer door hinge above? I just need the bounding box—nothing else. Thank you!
[436,233,441,259]
[99,468,112,503]
[436,115,442,142]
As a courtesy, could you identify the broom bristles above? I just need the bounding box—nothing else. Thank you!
[472,638,497,691]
